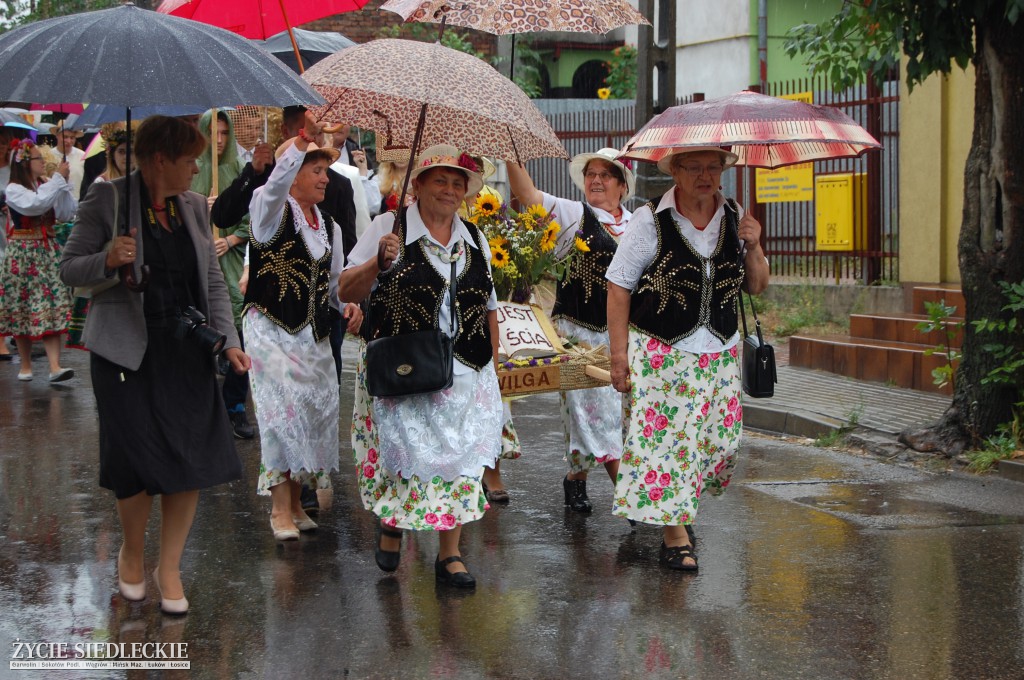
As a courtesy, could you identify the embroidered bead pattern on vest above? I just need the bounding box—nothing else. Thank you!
[551,205,618,332]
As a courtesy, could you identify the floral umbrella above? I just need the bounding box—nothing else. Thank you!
[380,0,648,34]
[619,91,881,170]
[303,38,567,164]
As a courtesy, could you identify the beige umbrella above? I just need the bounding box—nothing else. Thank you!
[303,38,567,163]
[380,0,649,34]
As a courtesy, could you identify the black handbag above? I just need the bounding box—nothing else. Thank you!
[364,258,456,398]
[738,288,777,398]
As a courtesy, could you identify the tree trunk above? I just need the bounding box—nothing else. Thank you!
[903,9,1024,455]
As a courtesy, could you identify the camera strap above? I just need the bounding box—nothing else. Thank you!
[139,184,198,315]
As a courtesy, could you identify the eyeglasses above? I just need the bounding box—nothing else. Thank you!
[584,171,618,182]
[674,163,725,177]
[28,156,44,162]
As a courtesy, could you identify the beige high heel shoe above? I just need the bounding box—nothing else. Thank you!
[153,567,189,615]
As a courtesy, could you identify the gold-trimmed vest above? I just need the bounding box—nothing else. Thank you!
[368,210,494,371]
[243,202,334,341]
[628,201,745,346]
[7,205,56,241]
[551,204,617,331]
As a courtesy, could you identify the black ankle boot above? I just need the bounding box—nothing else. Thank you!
[562,475,593,513]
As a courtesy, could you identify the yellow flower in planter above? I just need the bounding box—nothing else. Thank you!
[597,87,611,100]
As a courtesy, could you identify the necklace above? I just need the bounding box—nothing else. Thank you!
[422,237,464,263]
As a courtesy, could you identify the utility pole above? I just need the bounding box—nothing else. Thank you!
[635,0,676,201]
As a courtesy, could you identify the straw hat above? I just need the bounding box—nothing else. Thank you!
[49,115,85,138]
[569,148,635,201]
[375,146,412,164]
[409,144,483,197]
[655,146,739,175]
[275,136,341,163]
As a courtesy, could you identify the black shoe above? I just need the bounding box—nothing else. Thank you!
[562,475,592,513]
[659,542,698,572]
[300,485,319,516]
[375,524,403,572]
[228,409,255,439]
[685,524,696,546]
[434,555,476,588]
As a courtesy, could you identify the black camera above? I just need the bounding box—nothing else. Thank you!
[174,306,226,355]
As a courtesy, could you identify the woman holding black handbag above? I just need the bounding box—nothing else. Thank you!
[606,146,769,572]
[339,144,503,588]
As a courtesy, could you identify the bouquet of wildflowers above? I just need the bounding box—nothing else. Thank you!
[469,193,588,303]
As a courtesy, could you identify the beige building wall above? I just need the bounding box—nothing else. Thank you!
[899,62,975,284]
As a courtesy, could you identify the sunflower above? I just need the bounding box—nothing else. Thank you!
[540,222,560,252]
[597,87,611,100]
[491,244,510,268]
[474,193,500,216]
[525,204,548,222]
[574,236,591,253]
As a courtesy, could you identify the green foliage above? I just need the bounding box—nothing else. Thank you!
[603,45,637,99]
[759,286,841,337]
[1,0,122,31]
[783,0,1024,91]
[496,36,543,99]
[916,299,963,390]
[973,280,1024,390]
[965,423,1022,472]
[377,23,486,60]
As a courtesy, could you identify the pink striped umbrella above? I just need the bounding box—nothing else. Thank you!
[619,90,881,170]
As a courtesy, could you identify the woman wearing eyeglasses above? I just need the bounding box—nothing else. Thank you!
[606,147,770,572]
[0,139,77,382]
[508,149,635,515]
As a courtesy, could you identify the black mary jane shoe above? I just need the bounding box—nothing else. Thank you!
[659,542,699,572]
[482,481,510,505]
[434,555,476,588]
[562,475,593,513]
[374,524,403,573]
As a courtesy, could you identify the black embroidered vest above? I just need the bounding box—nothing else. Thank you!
[369,210,494,370]
[243,203,334,341]
[629,201,745,346]
[551,204,618,331]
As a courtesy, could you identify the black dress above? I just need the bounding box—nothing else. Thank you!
[91,201,241,499]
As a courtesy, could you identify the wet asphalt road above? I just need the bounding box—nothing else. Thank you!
[1,345,1023,680]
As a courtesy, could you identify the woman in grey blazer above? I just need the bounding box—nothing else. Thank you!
[60,116,250,615]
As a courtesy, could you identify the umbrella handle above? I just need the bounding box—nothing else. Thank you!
[322,123,344,134]
[120,263,150,292]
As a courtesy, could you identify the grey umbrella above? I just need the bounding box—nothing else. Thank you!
[256,28,356,74]
[0,3,324,108]
[0,2,324,291]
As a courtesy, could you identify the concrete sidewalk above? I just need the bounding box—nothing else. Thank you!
[742,363,951,439]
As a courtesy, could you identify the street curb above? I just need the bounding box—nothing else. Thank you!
[743,403,845,439]
[997,459,1024,484]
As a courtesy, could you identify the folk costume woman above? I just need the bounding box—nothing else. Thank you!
[0,138,77,382]
[245,111,362,541]
[340,144,503,588]
[508,149,635,513]
[606,147,770,571]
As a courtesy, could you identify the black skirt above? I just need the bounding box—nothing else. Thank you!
[92,332,242,499]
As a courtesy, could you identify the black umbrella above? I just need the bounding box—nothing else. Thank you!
[257,28,356,74]
[0,2,324,290]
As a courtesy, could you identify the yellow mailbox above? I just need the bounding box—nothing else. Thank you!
[815,173,867,251]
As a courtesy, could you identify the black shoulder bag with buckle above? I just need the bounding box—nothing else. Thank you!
[727,199,777,398]
[364,229,456,398]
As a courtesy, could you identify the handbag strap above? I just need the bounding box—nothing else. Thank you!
[727,197,765,346]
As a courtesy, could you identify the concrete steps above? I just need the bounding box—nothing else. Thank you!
[789,284,963,394]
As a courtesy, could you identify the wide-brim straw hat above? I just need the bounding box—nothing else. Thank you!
[275,136,341,163]
[375,146,413,164]
[409,144,484,197]
[569,148,635,201]
[655,146,740,175]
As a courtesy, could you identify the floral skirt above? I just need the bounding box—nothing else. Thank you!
[245,309,339,495]
[612,331,743,526]
[498,400,522,461]
[0,238,71,338]
[556,320,624,472]
[352,340,500,531]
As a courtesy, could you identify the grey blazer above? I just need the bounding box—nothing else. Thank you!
[59,173,241,371]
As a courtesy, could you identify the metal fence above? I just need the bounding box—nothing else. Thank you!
[527,77,900,284]
[762,75,900,283]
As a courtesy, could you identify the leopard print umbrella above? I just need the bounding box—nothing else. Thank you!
[380,0,649,34]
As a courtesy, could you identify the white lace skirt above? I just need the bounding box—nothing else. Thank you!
[244,309,339,493]
[556,319,624,471]
[374,362,503,481]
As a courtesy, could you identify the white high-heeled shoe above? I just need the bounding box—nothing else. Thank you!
[270,517,299,541]
[117,547,145,602]
[291,512,318,532]
[153,568,188,615]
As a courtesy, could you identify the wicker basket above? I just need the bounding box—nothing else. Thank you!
[496,346,611,397]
